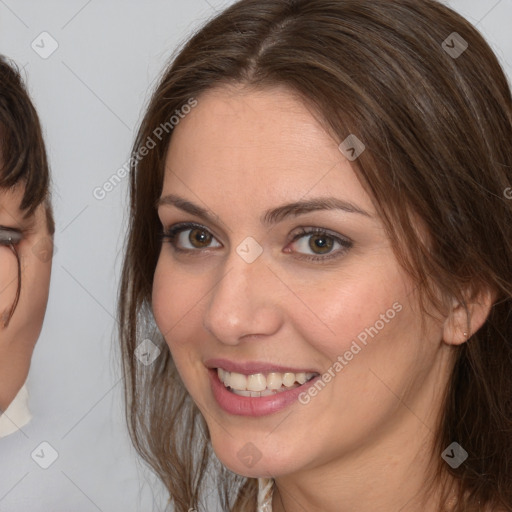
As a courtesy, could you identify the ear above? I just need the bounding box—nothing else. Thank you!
[442,285,496,346]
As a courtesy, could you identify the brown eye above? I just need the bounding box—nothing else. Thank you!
[288,227,353,262]
[188,228,213,248]
[308,234,334,254]
[161,222,222,252]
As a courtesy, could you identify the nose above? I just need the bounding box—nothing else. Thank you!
[202,244,283,345]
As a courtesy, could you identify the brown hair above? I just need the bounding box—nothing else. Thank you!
[0,55,54,325]
[118,1,512,510]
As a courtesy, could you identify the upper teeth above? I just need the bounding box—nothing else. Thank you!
[217,368,316,396]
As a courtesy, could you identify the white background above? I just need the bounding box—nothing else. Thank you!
[0,1,510,511]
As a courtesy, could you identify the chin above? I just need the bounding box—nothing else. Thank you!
[209,430,303,479]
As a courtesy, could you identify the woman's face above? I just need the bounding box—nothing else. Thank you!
[0,186,52,411]
[153,85,452,479]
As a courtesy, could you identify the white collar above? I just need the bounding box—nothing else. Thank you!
[0,382,32,438]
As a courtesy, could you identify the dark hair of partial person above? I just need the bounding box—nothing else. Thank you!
[0,55,54,325]
[117,1,512,510]
[0,55,54,228]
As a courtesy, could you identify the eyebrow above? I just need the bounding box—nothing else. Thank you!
[156,193,371,227]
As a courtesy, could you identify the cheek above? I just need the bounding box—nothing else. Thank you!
[0,250,51,409]
[152,256,206,348]
[288,264,413,363]
[20,251,52,337]
[297,274,430,423]
[152,257,178,337]
[0,246,19,321]
[152,257,213,397]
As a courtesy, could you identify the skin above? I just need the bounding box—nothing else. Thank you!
[152,85,493,512]
[0,186,53,412]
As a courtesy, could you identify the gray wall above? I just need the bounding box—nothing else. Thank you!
[0,1,510,510]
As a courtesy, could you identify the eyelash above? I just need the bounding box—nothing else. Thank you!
[159,222,353,262]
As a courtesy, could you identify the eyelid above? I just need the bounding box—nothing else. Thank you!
[289,225,352,244]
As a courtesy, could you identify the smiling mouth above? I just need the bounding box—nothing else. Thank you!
[216,368,319,397]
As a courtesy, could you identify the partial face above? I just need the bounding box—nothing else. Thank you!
[153,86,449,478]
[0,186,53,411]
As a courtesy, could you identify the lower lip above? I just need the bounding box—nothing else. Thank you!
[208,368,319,417]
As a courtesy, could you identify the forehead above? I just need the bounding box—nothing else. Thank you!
[168,84,329,155]
[162,85,374,215]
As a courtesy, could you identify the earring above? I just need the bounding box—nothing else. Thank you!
[463,332,468,338]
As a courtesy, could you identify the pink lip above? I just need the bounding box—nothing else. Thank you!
[205,358,318,375]
[207,367,320,417]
